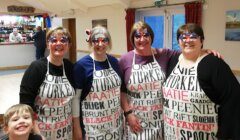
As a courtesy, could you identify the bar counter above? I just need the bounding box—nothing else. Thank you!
[0,41,36,69]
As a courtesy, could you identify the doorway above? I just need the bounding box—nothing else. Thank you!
[63,18,77,63]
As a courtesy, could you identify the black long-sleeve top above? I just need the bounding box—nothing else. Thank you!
[168,54,240,140]
[19,57,74,111]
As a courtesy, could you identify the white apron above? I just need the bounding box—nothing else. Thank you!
[162,54,218,140]
[125,51,166,140]
[82,56,123,140]
[35,60,75,140]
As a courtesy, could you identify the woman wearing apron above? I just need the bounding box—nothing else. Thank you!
[20,27,76,140]
[73,26,124,140]
[119,21,179,140]
[163,23,240,140]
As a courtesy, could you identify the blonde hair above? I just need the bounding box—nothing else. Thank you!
[3,104,34,128]
[88,26,112,51]
[46,26,72,44]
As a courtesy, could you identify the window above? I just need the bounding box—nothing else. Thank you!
[135,5,185,50]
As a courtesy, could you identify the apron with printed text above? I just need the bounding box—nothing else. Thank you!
[125,51,166,140]
[82,56,123,140]
[35,60,75,140]
[162,54,218,140]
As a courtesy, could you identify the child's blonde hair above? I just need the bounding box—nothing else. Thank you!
[3,104,34,128]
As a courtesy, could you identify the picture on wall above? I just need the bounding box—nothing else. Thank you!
[92,19,107,28]
[225,10,240,41]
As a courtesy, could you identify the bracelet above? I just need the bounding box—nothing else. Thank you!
[124,109,133,117]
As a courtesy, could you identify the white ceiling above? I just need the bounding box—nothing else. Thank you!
[16,0,131,15]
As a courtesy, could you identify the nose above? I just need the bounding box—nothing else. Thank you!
[185,37,190,42]
[98,41,103,46]
[140,35,145,41]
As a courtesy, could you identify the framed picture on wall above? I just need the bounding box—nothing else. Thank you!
[225,10,240,41]
[92,19,107,28]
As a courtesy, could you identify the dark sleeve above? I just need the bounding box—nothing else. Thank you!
[118,54,130,93]
[63,59,75,88]
[73,61,86,90]
[197,54,240,139]
[166,50,180,78]
[19,60,46,111]
[108,55,125,92]
[29,133,42,140]
[32,32,39,39]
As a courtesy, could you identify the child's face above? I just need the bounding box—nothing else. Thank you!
[5,111,33,137]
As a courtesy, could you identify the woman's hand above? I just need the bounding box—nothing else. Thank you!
[73,126,83,140]
[73,117,83,140]
[126,113,143,133]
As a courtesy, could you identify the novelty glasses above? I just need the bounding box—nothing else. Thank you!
[179,33,200,42]
[134,32,150,39]
[49,36,69,44]
[92,37,109,45]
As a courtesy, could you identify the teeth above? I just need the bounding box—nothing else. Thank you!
[17,126,27,131]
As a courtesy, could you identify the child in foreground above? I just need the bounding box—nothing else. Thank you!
[3,104,42,140]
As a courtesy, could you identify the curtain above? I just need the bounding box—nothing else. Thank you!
[125,8,135,52]
[184,2,202,26]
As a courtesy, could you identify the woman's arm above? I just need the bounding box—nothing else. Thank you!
[198,54,240,139]
[121,92,142,133]
[72,89,83,140]
[19,60,45,110]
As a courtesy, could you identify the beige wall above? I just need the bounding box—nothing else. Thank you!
[202,0,240,70]
[75,5,127,55]
[74,0,240,70]
[1,0,239,70]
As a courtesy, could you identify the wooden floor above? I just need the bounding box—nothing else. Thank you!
[0,71,24,114]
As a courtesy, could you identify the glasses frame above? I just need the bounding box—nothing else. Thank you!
[91,37,109,46]
[179,33,200,42]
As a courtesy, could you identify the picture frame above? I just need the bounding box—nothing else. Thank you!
[92,19,107,29]
[225,10,240,41]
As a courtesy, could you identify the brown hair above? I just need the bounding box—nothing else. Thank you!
[177,23,205,48]
[129,21,154,47]
[3,104,34,128]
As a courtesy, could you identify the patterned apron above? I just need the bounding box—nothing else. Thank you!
[125,51,166,140]
[82,56,123,140]
[35,59,75,140]
[162,54,218,140]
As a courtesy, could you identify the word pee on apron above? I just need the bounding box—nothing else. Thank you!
[126,51,166,140]
[82,56,123,140]
[35,60,75,140]
[162,54,218,140]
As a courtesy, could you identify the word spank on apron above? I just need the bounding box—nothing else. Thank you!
[35,59,76,140]
[82,56,123,140]
[126,51,166,140]
[162,54,218,140]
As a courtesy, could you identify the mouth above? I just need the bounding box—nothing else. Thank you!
[55,45,64,51]
[16,125,28,131]
[184,43,194,48]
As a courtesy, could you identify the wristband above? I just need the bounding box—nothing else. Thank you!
[124,109,133,117]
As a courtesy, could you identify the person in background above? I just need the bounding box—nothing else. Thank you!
[163,23,240,140]
[32,26,46,60]
[3,104,42,140]
[73,26,124,140]
[19,27,76,140]
[9,28,22,43]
